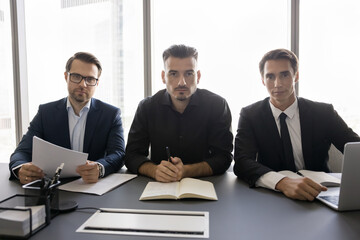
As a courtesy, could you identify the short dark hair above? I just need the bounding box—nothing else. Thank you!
[259,49,299,77]
[65,52,102,77]
[162,44,198,64]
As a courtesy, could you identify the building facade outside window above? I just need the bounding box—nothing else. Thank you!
[300,0,360,134]
[0,0,16,163]
[151,0,290,133]
[24,0,144,146]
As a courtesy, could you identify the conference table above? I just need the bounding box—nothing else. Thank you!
[1,163,359,240]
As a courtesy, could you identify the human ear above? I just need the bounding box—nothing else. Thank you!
[161,71,166,84]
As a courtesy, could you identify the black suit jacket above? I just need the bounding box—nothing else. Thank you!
[9,98,125,179]
[234,97,360,187]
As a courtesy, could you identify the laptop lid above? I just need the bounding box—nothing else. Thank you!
[337,142,360,211]
[317,142,360,211]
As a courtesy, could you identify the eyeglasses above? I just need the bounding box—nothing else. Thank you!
[68,72,98,86]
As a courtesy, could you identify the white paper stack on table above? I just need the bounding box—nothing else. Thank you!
[0,205,46,237]
[58,173,137,195]
[279,170,341,187]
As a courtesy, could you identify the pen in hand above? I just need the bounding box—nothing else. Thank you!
[166,146,171,162]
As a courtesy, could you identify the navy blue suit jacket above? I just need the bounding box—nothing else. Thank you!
[234,97,360,187]
[9,98,125,179]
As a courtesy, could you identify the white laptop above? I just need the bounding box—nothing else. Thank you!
[317,142,360,211]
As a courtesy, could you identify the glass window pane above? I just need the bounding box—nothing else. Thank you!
[300,0,360,133]
[0,0,16,163]
[152,0,290,132]
[24,0,144,138]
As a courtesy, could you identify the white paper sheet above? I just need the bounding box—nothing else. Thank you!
[58,173,137,195]
[32,136,88,178]
[77,208,209,238]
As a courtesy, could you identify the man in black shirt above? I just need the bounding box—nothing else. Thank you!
[125,44,233,182]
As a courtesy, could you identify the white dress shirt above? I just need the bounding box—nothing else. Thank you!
[256,98,305,190]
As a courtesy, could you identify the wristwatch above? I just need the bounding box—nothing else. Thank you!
[97,163,104,178]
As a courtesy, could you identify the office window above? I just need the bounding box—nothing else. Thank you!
[0,0,16,163]
[24,0,144,138]
[299,0,360,134]
[152,0,290,132]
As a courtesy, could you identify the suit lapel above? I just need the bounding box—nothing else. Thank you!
[261,99,283,157]
[56,98,71,148]
[83,98,101,153]
[298,98,313,169]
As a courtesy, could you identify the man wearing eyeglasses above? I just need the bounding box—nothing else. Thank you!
[9,52,125,184]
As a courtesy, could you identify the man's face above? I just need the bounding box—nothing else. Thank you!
[162,56,201,103]
[64,59,99,105]
[262,59,298,109]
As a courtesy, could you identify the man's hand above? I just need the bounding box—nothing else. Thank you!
[171,157,185,181]
[76,161,100,184]
[139,161,179,182]
[18,163,44,185]
[275,177,327,201]
[139,158,213,182]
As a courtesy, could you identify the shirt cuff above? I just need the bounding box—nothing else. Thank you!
[11,164,25,179]
[255,171,286,190]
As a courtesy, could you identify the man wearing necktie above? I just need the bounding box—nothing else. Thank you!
[234,49,360,201]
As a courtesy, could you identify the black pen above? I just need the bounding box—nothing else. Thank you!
[51,163,64,185]
[41,177,45,188]
[166,146,171,162]
[296,171,304,177]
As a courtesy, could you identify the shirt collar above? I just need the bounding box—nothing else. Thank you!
[160,90,172,106]
[66,97,91,114]
[269,98,298,120]
[188,89,200,107]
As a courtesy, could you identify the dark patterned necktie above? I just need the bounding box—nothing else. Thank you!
[280,113,296,171]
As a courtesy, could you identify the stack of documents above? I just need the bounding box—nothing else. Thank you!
[0,205,46,237]
[279,170,341,187]
[58,173,137,195]
[32,136,88,178]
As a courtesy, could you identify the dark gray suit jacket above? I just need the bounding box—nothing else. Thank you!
[9,98,125,179]
[234,97,360,187]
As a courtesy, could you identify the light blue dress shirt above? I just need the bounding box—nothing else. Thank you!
[66,98,105,177]
[67,98,90,152]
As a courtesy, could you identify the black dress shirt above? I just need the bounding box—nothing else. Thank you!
[125,89,233,174]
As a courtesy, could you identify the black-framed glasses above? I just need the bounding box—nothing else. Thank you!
[68,72,98,86]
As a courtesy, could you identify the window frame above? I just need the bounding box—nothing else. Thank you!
[9,0,301,144]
